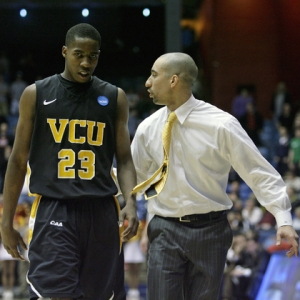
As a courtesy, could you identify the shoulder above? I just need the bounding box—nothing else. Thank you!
[93,76,117,90]
[113,87,129,120]
[195,100,235,124]
[194,101,245,142]
[22,83,36,98]
[117,87,126,98]
[91,77,118,104]
[115,87,127,106]
[19,83,36,117]
[35,75,58,89]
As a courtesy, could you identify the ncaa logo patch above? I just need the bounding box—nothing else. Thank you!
[97,96,109,106]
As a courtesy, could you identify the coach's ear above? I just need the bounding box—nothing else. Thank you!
[170,74,179,88]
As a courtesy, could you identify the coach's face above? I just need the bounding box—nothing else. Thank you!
[62,36,100,83]
[145,57,173,106]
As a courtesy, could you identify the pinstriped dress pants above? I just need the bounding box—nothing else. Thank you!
[147,213,232,300]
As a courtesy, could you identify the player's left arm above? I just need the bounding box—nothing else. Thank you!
[115,87,139,241]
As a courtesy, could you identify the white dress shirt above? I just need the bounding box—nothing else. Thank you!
[131,95,292,227]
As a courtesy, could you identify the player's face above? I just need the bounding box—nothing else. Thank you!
[62,37,100,83]
[145,57,172,106]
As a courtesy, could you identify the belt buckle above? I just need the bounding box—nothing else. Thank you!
[179,216,191,222]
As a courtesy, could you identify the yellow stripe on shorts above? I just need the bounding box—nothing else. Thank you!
[28,195,41,245]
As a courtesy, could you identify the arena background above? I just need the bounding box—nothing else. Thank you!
[0,1,300,299]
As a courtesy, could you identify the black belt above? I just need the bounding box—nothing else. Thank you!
[157,210,227,223]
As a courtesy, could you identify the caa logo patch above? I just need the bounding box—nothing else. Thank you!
[97,96,109,106]
[50,220,63,227]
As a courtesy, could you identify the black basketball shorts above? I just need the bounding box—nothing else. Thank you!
[27,195,122,300]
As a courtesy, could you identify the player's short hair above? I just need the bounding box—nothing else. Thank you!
[65,23,101,47]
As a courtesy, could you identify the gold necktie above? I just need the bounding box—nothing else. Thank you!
[131,112,177,199]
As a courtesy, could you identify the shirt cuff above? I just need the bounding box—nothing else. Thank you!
[275,211,293,227]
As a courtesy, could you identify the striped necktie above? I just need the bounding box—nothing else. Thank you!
[131,111,177,199]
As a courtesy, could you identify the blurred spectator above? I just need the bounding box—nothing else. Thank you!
[139,211,153,259]
[9,71,27,116]
[244,228,259,240]
[124,193,147,300]
[277,103,295,135]
[0,122,13,192]
[128,108,142,142]
[270,81,292,124]
[274,126,290,176]
[16,202,31,298]
[284,183,300,218]
[126,87,140,110]
[285,185,300,217]
[227,233,247,264]
[242,236,270,299]
[283,170,300,193]
[0,74,9,119]
[239,182,253,202]
[136,88,158,119]
[0,218,19,299]
[288,127,300,176]
[227,211,247,234]
[228,167,242,183]
[257,209,276,230]
[292,111,300,134]
[239,102,264,147]
[126,86,142,141]
[191,79,202,99]
[242,198,263,230]
[292,206,300,230]
[222,232,247,299]
[18,173,35,205]
[0,201,31,299]
[231,198,244,213]
[19,52,37,84]
[226,180,241,196]
[231,88,254,120]
[227,192,242,210]
[225,235,270,300]
[0,51,10,82]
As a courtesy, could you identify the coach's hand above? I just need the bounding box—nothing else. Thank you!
[276,225,299,258]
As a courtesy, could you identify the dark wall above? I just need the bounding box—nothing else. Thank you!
[0,6,165,85]
[276,0,300,112]
[199,0,300,118]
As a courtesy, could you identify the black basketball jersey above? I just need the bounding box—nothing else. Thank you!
[28,74,118,199]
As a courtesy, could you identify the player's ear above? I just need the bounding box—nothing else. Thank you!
[62,46,67,58]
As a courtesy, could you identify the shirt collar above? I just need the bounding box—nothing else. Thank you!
[166,94,198,125]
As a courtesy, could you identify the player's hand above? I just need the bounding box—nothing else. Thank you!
[276,225,299,258]
[119,202,139,242]
[0,227,27,261]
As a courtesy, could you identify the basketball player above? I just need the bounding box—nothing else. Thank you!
[0,23,138,300]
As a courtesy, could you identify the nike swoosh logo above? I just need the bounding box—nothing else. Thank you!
[43,99,57,105]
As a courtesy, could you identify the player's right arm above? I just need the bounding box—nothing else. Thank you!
[0,84,36,260]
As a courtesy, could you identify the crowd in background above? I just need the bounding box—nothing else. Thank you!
[0,51,300,300]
